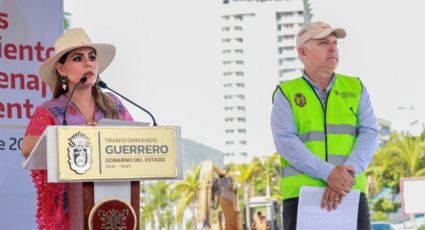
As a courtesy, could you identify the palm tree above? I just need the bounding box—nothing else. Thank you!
[143,181,171,230]
[260,153,281,198]
[140,199,155,230]
[172,164,201,228]
[365,162,382,200]
[368,131,425,227]
[271,180,283,201]
[238,158,262,201]
[373,132,425,189]
[252,154,279,196]
[64,12,71,30]
[229,158,261,225]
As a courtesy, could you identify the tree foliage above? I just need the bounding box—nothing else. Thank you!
[141,181,172,230]
[172,164,200,224]
[367,130,425,221]
[368,132,425,195]
[370,198,400,221]
[64,12,71,30]
[140,153,282,227]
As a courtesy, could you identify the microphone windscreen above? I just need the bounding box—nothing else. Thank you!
[98,80,107,89]
[80,76,88,84]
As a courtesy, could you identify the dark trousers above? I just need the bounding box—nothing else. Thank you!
[283,192,371,230]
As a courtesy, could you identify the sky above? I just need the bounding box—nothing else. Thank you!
[64,0,425,155]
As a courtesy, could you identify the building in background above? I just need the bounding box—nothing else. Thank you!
[220,0,312,164]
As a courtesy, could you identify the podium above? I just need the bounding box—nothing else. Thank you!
[23,125,182,230]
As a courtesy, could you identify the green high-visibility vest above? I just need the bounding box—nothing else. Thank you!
[275,74,366,199]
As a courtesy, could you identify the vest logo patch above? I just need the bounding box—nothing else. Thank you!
[294,93,307,107]
[334,90,356,98]
[341,92,356,98]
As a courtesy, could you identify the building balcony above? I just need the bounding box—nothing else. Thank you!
[276,15,305,24]
[224,123,247,131]
[223,110,246,118]
[222,80,245,88]
[223,89,245,97]
[223,98,246,107]
[278,60,303,70]
[276,27,299,36]
[277,38,296,47]
[221,53,244,60]
[223,132,247,141]
[222,30,243,38]
[221,19,244,28]
[222,64,244,72]
[278,50,298,58]
[221,42,244,50]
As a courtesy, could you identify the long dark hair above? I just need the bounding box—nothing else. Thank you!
[52,51,120,119]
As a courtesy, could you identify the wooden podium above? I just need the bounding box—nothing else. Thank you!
[23,125,182,230]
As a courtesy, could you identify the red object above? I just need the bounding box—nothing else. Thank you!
[89,199,136,230]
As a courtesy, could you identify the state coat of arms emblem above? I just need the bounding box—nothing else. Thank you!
[67,131,92,174]
[294,93,307,107]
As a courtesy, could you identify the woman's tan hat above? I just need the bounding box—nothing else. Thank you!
[39,28,116,89]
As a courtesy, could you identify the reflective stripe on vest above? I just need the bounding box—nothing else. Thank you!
[276,74,366,199]
[281,154,348,177]
[300,124,357,142]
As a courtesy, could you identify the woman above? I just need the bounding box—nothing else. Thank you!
[21,28,133,229]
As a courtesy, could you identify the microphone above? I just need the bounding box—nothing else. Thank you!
[98,80,158,126]
[62,76,88,125]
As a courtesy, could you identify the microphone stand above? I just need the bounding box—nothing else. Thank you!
[98,81,157,126]
[62,76,88,125]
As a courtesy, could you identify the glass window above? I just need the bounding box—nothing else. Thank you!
[225,129,234,134]
[237,117,246,122]
[237,106,245,111]
[236,83,245,88]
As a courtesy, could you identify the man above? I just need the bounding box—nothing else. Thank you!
[255,211,267,230]
[271,21,378,230]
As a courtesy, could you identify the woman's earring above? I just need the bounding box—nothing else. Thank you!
[61,76,68,91]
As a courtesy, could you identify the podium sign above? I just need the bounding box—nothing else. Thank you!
[23,125,182,229]
[57,126,179,181]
